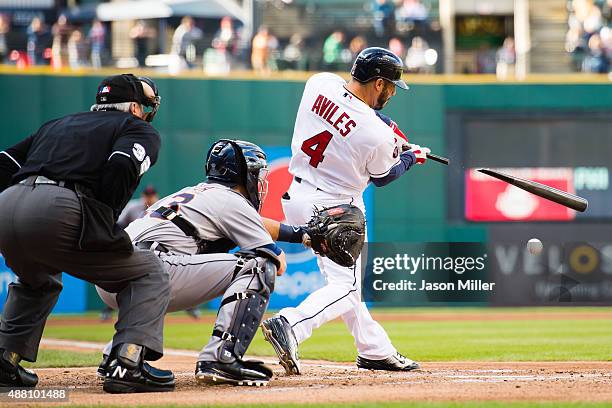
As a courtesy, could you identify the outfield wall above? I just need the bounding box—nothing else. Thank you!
[0,72,610,310]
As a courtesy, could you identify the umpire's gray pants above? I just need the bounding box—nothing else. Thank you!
[0,184,170,362]
[97,252,265,362]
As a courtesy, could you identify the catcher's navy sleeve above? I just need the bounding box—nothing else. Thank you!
[370,150,416,187]
[277,223,308,243]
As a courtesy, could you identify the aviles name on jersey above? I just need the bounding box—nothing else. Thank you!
[310,94,357,137]
[289,73,400,197]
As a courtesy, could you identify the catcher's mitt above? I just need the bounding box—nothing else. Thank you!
[306,204,366,267]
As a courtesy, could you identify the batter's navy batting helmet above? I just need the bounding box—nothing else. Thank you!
[205,139,269,211]
[350,47,408,90]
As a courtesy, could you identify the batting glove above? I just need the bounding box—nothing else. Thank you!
[408,144,431,165]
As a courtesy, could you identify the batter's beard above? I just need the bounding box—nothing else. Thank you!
[373,84,393,110]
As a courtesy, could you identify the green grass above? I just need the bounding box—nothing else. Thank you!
[41,307,612,362]
[21,349,101,368]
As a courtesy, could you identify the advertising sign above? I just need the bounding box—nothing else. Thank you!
[465,168,575,221]
[488,225,612,306]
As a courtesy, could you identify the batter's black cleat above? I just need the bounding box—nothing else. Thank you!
[261,315,301,375]
[356,352,420,371]
[102,344,175,394]
[195,359,272,386]
[0,350,38,387]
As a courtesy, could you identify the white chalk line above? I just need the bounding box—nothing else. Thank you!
[40,339,612,385]
[40,338,350,368]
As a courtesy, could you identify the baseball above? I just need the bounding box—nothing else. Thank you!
[527,238,543,255]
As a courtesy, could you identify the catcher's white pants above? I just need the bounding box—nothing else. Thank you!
[278,178,396,359]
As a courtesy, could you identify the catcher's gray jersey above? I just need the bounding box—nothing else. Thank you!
[117,198,146,228]
[125,182,273,254]
[98,182,278,363]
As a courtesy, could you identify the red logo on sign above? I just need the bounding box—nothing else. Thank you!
[465,168,576,222]
[260,158,293,222]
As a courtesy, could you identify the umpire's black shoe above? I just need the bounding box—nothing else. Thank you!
[102,344,175,394]
[356,352,420,371]
[0,350,38,387]
[195,359,272,387]
[261,315,301,375]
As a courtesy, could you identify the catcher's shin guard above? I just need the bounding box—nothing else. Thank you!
[210,254,276,363]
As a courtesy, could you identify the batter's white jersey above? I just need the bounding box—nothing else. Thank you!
[289,73,402,196]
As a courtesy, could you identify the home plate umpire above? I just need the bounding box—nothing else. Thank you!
[0,74,175,394]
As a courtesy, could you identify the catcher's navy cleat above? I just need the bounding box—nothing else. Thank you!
[261,316,301,375]
[195,359,272,386]
[356,352,420,371]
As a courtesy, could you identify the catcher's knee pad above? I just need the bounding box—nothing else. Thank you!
[215,254,277,362]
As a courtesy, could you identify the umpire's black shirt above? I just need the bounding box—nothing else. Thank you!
[0,110,160,218]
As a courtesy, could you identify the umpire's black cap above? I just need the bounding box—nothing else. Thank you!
[351,47,408,90]
[96,74,150,105]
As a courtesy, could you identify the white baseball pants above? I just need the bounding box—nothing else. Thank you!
[278,178,396,359]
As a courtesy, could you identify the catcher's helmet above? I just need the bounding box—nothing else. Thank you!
[205,139,269,211]
[350,47,408,90]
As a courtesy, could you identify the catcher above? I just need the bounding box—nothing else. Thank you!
[95,139,362,386]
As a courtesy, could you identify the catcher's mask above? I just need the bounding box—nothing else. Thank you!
[205,139,269,212]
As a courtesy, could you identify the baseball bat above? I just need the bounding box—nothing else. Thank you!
[477,168,588,212]
[403,145,450,165]
[426,153,449,165]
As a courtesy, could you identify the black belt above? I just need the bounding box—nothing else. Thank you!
[135,241,169,253]
[20,175,77,191]
[294,176,322,191]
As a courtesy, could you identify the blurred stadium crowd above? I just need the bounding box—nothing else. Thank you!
[0,0,609,74]
[566,0,612,73]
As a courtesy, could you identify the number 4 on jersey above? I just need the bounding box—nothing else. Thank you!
[301,130,333,168]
